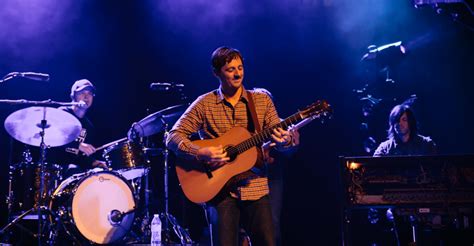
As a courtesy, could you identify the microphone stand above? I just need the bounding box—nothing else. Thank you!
[0,72,20,83]
[0,72,49,83]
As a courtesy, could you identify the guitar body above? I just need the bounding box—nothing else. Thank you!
[175,127,258,204]
[174,99,331,204]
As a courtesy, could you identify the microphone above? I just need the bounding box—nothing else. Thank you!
[150,82,184,91]
[1,72,50,82]
[108,209,135,225]
[20,72,50,81]
[108,210,123,225]
[77,100,87,108]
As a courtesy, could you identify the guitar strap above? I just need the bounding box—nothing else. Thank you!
[246,90,261,134]
[213,90,278,201]
[239,91,267,175]
[247,90,275,166]
[221,90,267,195]
[246,91,268,169]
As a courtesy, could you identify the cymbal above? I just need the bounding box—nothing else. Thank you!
[128,104,187,138]
[4,106,82,147]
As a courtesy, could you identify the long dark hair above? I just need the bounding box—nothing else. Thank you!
[387,104,418,140]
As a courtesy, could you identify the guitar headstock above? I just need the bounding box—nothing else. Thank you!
[299,100,333,120]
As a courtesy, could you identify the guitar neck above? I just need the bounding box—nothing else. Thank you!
[292,114,318,130]
[230,112,304,155]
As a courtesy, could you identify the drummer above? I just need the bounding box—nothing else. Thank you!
[56,79,107,177]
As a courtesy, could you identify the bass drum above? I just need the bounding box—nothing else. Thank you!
[50,170,136,244]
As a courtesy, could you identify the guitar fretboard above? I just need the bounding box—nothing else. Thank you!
[226,112,303,157]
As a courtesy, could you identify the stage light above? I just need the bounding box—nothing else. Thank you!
[347,161,361,170]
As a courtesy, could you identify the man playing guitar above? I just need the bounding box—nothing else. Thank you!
[166,46,297,246]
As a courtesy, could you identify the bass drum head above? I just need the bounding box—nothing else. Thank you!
[71,171,135,244]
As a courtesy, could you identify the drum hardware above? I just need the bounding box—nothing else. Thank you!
[1,206,59,243]
[141,86,189,243]
[49,170,136,244]
[3,106,82,148]
[143,147,164,156]
[1,104,82,245]
[93,134,152,243]
[0,98,87,107]
[149,121,191,244]
[108,209,136,226]
[119,167,149,181]
[6,149,33,215]
[7,160,63,216]
[102,138,148,170]
[92,137,127,154]
[162,124,173,242]
[127,104,188,139]
[127,104,193,244]
[124,126,153,244]
[164,213,193,245]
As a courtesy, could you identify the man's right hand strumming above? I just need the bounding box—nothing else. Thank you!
[197,145,230,168]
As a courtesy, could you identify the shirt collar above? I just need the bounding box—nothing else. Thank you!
[216,86,249,104]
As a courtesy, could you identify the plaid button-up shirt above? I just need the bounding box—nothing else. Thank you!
[167,87,283,200]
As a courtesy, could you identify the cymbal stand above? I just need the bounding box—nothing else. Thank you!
[0,107,54,245]
[162,122,171,242]
[128,124,151,243]
[37,109,48,245]
[141,166,151,240]
[161,122,192,244]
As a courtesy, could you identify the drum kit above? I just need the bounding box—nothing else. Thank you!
[0,99,192,245]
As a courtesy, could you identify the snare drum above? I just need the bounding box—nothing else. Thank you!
[9,162,62,213]
[102,139,146,170]
[50,170,136,244]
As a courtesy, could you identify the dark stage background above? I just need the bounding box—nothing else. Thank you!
[1,0,473,245]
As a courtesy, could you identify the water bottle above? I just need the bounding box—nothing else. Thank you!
[151,214,162,246]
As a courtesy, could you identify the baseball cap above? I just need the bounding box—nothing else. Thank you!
[70,79,96,98]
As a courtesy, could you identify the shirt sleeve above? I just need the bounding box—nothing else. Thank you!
[425,137,438,155]
[261,93,281,129]
[373,142,387,157]
[259,92,298,151]
[166,96,205,160]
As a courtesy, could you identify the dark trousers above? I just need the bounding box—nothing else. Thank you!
[208,195,276,246]
[268,178,283,246]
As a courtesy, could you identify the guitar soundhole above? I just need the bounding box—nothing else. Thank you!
[225,145,238,162]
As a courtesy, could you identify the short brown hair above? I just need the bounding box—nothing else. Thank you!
[211,46,243,72]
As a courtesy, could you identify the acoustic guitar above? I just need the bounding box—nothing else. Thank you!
[175,100,332,203]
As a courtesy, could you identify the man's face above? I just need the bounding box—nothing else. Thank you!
[216,57,244,91]
[74,89,94,109]
[395,112,410,137]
